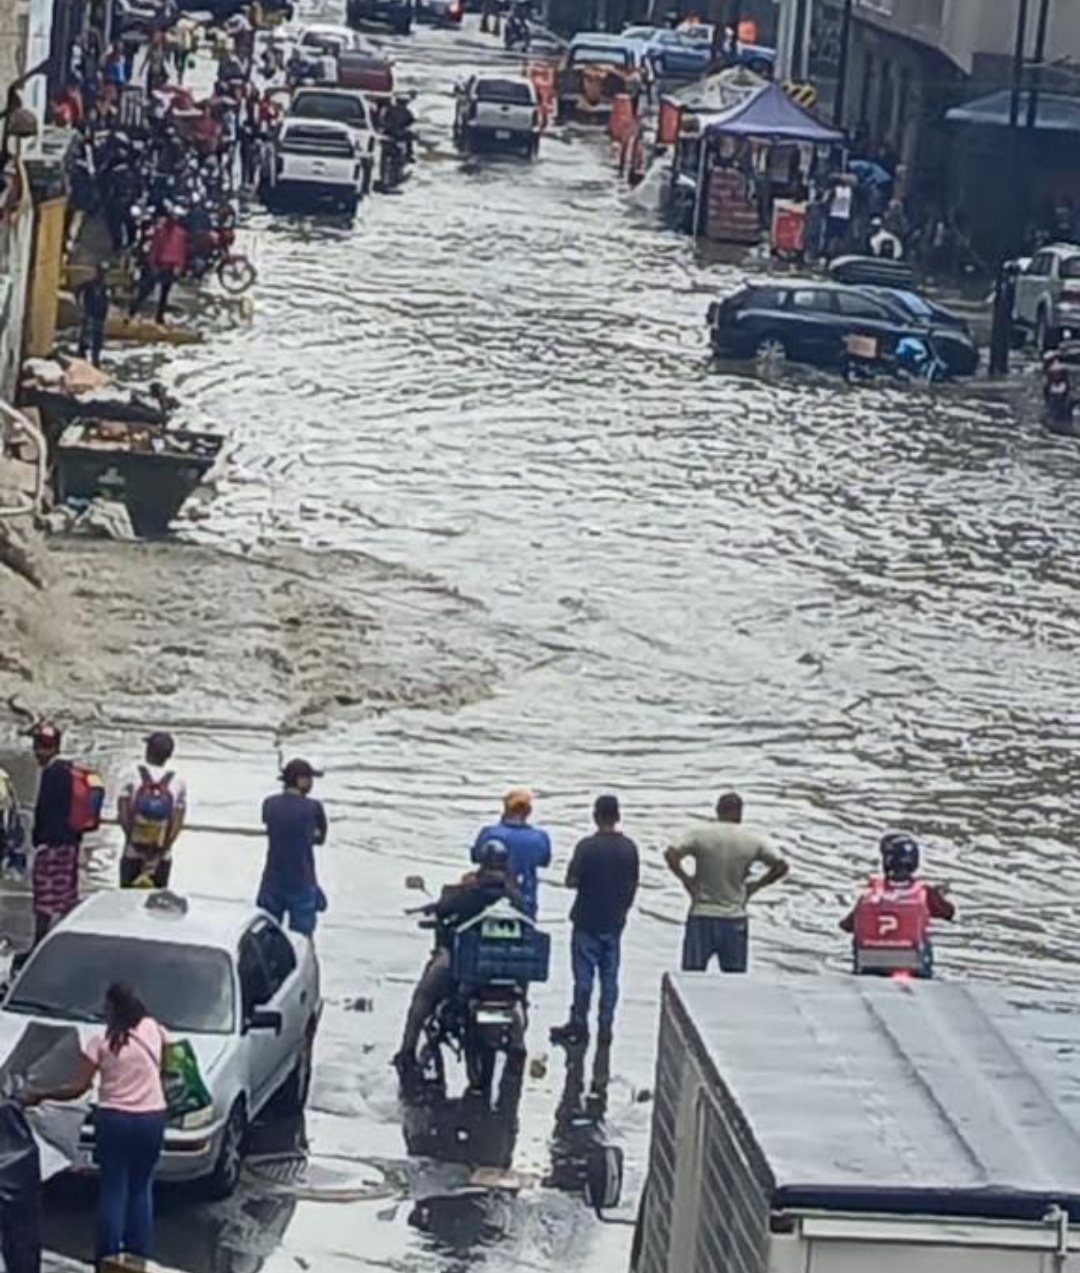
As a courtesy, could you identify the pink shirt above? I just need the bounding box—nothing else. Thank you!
[83,1017,168,1114]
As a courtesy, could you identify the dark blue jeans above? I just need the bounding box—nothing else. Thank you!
[95,1108,166,1262]
[681,916,749,973]
[257,883,320,936]
[571,929,622,1032]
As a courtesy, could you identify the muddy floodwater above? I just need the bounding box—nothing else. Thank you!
[27,4,1080,1270]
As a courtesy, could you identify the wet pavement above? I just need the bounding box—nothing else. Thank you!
[22,4,1080,1270]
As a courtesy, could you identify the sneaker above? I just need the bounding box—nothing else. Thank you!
[549,1021,589,1046]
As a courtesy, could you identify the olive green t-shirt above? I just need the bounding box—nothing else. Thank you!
[674,823,781,919]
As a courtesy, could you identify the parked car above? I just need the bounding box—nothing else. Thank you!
[0,890,321,1198]
[1011,241,1080,351]
[346,0,413,35]
[415,0,463,25]
[288,86,378,189]
[260,116,368,213]
[557,33,644,121]
[643,27,713,78]
[707,280,980,378]
[454,76,541,157]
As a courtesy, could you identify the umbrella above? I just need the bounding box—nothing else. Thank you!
[849,158,891,187]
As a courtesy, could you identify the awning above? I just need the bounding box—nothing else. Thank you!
[701,82,845,144]
[946,89,1080,133]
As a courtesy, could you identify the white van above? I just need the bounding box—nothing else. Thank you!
[260,117,366,215]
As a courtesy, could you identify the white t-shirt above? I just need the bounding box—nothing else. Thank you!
[120,763,188,860]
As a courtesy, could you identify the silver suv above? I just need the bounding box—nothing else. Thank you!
[1012,242,1080,350]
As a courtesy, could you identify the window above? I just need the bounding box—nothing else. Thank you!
[238,933,273,1015]
[747,286,789,309]
[1029,252,1054,277]
[835,292,891,320]
[475,79,533,105]
[5,934,235,1034]
[790,289,834,313]
[1061,258,1080,279]
[290,93,368,126]
[253,922,297,996]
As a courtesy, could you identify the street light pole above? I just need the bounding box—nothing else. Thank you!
[1009,0,1029,127]
[1026,0,1053,128]
[832,0,854,128]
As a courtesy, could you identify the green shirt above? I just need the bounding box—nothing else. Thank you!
[673,822,781,919]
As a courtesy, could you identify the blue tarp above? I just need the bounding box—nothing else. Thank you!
[946,89,1080,133]
[700,82,845,144]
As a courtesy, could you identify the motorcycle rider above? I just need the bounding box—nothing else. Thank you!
[840,833,954,978]
[382,93,416,166]
[393,840,523,1079]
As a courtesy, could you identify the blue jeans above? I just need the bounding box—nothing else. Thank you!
[571,929,622,1033]
[258,883,320,936]
[95,1109,166,1262]
[681,916,749,973]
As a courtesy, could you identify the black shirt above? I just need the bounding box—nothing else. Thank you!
[260,791,327,895]
[33,759,75,847]
[568,831,639,935]
[430,874,520,948]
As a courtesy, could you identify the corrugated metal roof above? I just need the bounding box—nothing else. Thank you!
[671,973,1080,1218]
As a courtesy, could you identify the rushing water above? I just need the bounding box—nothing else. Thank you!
[37,9,1080,1271]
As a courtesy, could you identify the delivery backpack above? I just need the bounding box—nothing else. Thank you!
[129,767,175,852]
[66,764,105,836]
[852,877,931,977]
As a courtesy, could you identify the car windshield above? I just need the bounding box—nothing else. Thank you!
[570,46,631,67]
[291,92,367,125]
[6,933,235,1034]
[475,79,533,104]
[886,290,931,317]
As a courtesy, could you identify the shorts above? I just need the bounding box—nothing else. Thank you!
[257,883,322,937]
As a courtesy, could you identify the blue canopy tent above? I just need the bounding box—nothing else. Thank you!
[692,83,846,241]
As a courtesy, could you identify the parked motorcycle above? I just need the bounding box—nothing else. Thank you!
[415,899,549,1098]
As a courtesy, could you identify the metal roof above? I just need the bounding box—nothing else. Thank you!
[670,973,1080,1220]
[946,90,1080,133]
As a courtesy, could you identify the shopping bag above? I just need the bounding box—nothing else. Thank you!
[161,1040,212,1120]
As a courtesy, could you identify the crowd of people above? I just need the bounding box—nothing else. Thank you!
[53,14,276,345]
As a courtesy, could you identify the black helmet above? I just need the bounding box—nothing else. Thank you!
[478,838,510,873]
[880,832,920,881]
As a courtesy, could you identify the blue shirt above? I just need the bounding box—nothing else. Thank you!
[472,821,551,916]
[261,791,327,895]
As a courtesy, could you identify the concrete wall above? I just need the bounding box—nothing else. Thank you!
[0,0,32,404]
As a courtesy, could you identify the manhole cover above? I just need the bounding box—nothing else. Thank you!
[243,1153,394,1201]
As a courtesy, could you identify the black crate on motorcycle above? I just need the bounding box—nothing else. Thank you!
[452,912,550,986]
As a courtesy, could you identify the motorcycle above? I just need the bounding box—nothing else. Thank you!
[188,224,257,295]
[377,134,410,192]
[415,899,548,1098]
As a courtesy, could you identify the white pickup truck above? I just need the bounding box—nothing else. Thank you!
[259,116,367,214]
[453,75,541,157]
[629,974,1080,1273]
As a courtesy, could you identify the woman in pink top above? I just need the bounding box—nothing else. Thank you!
[23,982,168,1265]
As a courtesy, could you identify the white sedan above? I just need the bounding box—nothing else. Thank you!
[0,890,321,1197]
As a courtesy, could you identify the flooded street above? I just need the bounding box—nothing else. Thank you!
[29,6,1080,1270]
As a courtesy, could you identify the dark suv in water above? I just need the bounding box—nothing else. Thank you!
[347,0,413,33]
[707,280,979,378]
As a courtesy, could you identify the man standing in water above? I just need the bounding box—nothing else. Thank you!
[258,760,328,937]
[29,724,82,948]
[550,794,639,1048]
[472,789,551,917]
[665,792,788,973]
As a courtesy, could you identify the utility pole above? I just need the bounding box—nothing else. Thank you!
[1026,0,1052,128]
[792,0,812,83]
[832,0,854,128]
[1008,0,1029,126]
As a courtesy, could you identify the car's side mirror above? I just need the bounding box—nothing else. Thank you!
[246,1008,283,1035]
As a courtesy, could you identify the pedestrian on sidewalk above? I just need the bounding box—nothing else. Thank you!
[28,724,83,949]
[258,760,328,936]
[76,261,111,366]
[665,792,788,973]
[21,982,167,1267]
[550,794,638,1048]
[128,214,187,326]
[118,732,188,889]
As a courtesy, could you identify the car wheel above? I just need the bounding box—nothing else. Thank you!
[205,1100,247,1200]
[754,335,788,365]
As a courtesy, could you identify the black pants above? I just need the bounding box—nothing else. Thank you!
[681,916,749,973]
[129,268,175,325]
[104,200,137,252]
[399,949,453,1056]
[119,855,172,889]
[78,315,106,365]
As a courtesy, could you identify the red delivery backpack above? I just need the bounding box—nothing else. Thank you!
[67,764,106,835]
[852,877,930,975]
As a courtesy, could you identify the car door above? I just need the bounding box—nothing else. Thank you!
[834,290,907,363]
[787,288,840,363]
[237,928,280,1108]
[249,919,307,1100]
